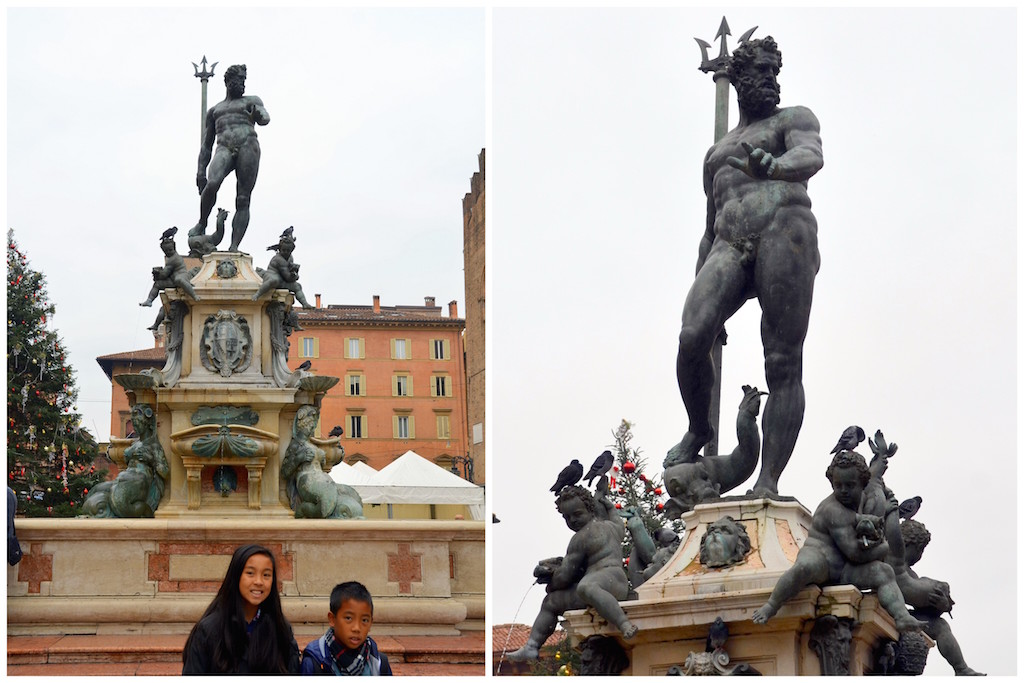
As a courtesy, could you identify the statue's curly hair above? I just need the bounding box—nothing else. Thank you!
[224,64,247,84]
[556,484,600,517]
[900,518,931,549]
[728,36,782,79]
[825,450,871,487]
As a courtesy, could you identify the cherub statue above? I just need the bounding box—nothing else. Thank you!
[81,404,169,518]
[894,519,983,675]
[140,230,199,305]
[506,479,638,661]
[751,450,924,633]
[253,227,312,307]
[662,385,764,518]
[280,405,363,519]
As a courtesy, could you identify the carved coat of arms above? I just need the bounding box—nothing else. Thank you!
[200,310,253,377]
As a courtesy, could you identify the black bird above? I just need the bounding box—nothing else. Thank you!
[584,450,614,486]
[550,459,584,494]
[492,513,501,524]
[328,425,344,438]
[830,425,866,454]
[281,226,294,239]
[898,496,922,520]
[297,360,312,371]
[160,226,178,240]
[706,617,729,652]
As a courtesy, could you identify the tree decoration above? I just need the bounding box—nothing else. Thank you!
[7,230,107,516]
[604,419,683,564]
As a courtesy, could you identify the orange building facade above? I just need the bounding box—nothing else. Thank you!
[292,295,470,476]
[96,295,470,479]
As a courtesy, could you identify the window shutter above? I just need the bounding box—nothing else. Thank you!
[405,338,412,359]
[430,376,438,397]
[443,339,450,360]
[407,376,413,397]
[359,338,365,359]
[408,416,416,439]
[313,338,320,358]
[345,375,352,396]
[392,415,399,438]
[429,339,437,360]
[390,339,396,359]
[358,374,365,396]
[391,375,398,397]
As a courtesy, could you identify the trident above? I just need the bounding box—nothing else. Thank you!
[192,56,218,144]
[691,17,755,459]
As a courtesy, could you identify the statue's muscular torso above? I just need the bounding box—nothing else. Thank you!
[705,106,819,252]
[211,96,265,151]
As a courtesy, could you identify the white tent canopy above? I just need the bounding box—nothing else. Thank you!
[329,460,378,486]
[351,450,484,519]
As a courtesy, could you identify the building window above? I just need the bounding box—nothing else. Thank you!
[344,337,365,359]
[393,415,415,439]
[299,336,319,358]
[436,415,451,440]
[393,374,412,397]
[431,375,451,397]
[391,338,411,360]
[430,338,450,360]
[345,374,365,397]
[347,414,364,439]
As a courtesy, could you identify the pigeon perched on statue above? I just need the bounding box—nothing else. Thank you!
[584,450,614,486]
[898,496,922,520]
[160,226,178,240]
[298,360,312,371]
[328,425,344,438]
[830,425,865,454]
[706,617,729,652]
[550,459,583,494]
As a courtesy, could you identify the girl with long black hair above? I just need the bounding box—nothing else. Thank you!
[182,543,300,674]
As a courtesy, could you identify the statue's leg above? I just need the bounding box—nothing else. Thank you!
[198,149,233,230]
[849,562,924,633]
[230,140,261,251]
[290,283,312,308]
[671,247,748,463]
[749,235,817,496]
[924,616,980,674]
[754,547,829,623]
[577,571,637,638]
[506,591,579,660]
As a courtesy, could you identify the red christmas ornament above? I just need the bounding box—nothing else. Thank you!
[614,503,623,509]
[623,461,636,474]
[612,465,619,472]
[656,503,664,511]
[654,487,663,495]
[639,474,647,482]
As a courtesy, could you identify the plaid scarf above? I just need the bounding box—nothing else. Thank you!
[324,627,372,676]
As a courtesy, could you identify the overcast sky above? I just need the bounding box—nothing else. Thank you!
[490,7,1016,676]
[6,7,484,443]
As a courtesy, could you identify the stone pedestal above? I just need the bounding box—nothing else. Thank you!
[562,498,920,675]
[113,251,334,519]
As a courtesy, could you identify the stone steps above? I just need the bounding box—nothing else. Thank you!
[8,632,486,676]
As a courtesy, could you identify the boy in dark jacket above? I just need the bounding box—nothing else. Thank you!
[301,581,392,676]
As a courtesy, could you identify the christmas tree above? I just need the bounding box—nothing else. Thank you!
[604,420,683,567]
[7,230,107,516]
